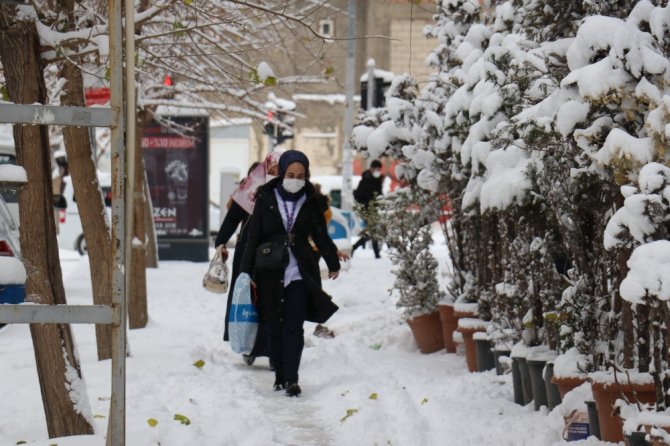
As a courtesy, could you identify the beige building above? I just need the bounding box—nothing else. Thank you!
[253,0,436,176]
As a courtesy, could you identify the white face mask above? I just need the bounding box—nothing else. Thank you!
[266,174,278,183]
[283,178,305,193]
[372,170,382,178]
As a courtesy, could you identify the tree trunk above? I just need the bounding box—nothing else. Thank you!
[129,109,149,328]
[60,60,114,360]
[0,15,94,437]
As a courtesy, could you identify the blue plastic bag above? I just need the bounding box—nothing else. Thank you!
[228,273,259,354]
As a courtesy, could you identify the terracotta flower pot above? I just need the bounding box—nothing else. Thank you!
[406,311,444,354]
[438,303,458,353]
[457,325,486,372]
[550,375,588,399]
[591,379,656,443]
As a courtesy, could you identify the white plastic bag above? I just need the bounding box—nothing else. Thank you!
[203,247,229,293]
[228,272,259,354]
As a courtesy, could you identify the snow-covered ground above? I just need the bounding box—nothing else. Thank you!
[0,240,613,445]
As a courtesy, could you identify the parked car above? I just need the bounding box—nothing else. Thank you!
[58,172,112,255]
[0,125,25,310]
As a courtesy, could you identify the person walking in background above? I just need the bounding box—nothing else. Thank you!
[215,152,282,366]
[240,150,341,397]
[352,159,384,258]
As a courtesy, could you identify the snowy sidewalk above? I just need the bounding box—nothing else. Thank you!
[0,246,609,445]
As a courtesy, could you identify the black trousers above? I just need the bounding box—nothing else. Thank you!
[267,280,309,385]
[352,232,380,257]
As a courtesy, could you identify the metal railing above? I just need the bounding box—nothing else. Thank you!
[0,0,134,444]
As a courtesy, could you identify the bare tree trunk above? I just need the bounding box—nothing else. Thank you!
[60,60,114,359]
[129,109,149,328]
[0,14,94,437]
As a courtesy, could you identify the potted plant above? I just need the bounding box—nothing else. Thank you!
[363,187,446,354]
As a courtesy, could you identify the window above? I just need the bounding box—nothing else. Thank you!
[319,19,334,40]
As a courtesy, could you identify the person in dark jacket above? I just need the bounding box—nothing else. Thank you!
[352,159,384,258]
[215,153,281,366]
[240,150,341,397]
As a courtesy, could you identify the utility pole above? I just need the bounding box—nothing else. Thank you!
[341,0,356,212]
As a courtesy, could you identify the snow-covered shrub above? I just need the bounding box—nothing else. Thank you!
[606,163,670,409]
[361,188,445,320]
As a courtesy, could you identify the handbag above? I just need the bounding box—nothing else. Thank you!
[202,247,229,293]
[254,237,289,271]
[228,272,259,354]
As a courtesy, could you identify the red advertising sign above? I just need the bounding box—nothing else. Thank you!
[142,116,209,261]
[84,87,110,106]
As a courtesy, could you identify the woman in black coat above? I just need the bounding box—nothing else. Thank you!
[240,150,340,397]
[215,154,280,364]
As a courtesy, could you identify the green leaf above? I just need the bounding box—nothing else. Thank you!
[324,66,335,77]
[369,393,378,400]
[0,84,8,102]
[173,20,186,37]
[369,343,382,350]
[183,0,193,4]
[248,69,261,84]
[147,418,159,427]
[16,442,27,445]
[193,359,205,369]
[420,398,428,405]
[174,413,191,425]
[340,408,358,422]
[93,414,106,419]
[263,76,277,87]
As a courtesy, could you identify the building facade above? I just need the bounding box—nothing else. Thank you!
[255,0,436,176]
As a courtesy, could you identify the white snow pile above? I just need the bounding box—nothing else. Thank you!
[0,257,26,284]
[0,165,27,184]
[256,61,275,83]
[0,244,572,445]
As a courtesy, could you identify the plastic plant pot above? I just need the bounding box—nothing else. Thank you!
[511,357,525,406]
[474,337,495,372]
[585,400,601,440]
[527,358,548,410]
[543,362,562,411]
[494,349,511,376]
[517,357,534,405]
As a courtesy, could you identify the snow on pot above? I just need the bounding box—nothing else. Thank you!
[551,348,589,399]
[437,302,458,353]
[623,411,670,446]
[589,370,656,443]
[473,331,495,372]
[453,302,478,319]
[457,318,488,372]
[406,310,444,354]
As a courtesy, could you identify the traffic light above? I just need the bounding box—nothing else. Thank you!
[264,110,294,145]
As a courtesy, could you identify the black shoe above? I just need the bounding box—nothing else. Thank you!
[274,371,285,391]
[242,354,256,366]
[285,383,302,397]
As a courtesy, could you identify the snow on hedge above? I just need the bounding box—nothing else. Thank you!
[620,240,670,305]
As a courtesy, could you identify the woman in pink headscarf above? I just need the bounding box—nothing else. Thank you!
[214,150,282,366]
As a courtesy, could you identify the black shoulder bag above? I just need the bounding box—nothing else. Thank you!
[254,235,289,271]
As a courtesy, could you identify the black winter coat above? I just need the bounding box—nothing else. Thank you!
[354,170,384,207]
[241,179,340,325]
